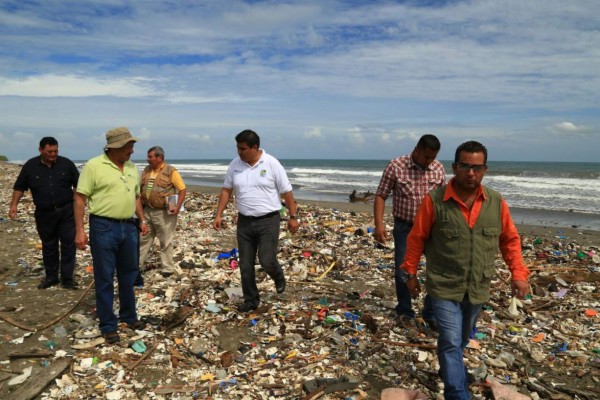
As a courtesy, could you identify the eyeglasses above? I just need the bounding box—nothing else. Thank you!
[456,163,486,172]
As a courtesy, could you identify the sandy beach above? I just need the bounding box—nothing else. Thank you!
[1,162,599,399]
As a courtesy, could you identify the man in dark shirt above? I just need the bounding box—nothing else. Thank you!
[9,137,80,289]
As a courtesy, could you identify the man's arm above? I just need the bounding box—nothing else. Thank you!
[74,192,88,250]
[281,190,299,234]
[8,190,24,219]
[212,187,233,230]
[135,196,149,235]
[373,194,387,243]
[498,200,531,299]
[171,188,187,215]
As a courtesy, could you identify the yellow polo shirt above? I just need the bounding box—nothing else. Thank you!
[77,153,140,219]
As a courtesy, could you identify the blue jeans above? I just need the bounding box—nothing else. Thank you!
[393,219,434,320]
[431,295,482,400]
[237,213,283,306]
[89,217,140,334]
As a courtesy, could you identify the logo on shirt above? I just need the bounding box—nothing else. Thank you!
[260,169,267,177]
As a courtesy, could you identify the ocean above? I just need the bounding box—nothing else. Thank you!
[162,159,600,231]
[14,157,591,230]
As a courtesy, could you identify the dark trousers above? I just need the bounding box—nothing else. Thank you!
[34,203,76,282]
[393,218,434,320]
[237,212,284,306]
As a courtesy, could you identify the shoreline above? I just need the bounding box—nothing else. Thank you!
[186,184,600,233]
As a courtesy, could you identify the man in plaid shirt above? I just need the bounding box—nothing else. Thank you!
[374,134,446,328]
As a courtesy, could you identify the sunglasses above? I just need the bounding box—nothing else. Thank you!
[456,163,486,172]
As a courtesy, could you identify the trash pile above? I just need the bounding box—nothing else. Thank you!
[0,162,599,399]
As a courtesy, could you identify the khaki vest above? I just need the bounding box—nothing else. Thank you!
[140,163,177,208]
[424,185,502,304]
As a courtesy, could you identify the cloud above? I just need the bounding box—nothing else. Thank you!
[188,133,211,143]
[552,121,592,135]
[13,131,36,142]
[0,1,599,162]
[347,127,365,146]
[0,75,157,98]
[304,127,322,139]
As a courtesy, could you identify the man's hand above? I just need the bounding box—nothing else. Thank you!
[406,276,421,298]
[140,221,150,236]
[512,280,530,299]
[75,230,88,250]
[374,225,387,243]
[8,205,17,219]
[212,216,222,231]
[287,218,299,234]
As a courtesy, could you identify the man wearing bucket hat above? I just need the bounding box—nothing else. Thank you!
[74,127,149,344]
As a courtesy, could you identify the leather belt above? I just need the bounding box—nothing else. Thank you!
[90,214,136,224]
[238,210,279,220]
[40,201,72,211]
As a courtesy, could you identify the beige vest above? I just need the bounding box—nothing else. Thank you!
[140,163,177,209]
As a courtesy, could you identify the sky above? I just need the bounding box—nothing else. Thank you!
[1,0,599,162]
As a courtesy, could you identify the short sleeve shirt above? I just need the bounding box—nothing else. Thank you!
[13,155,79,210]
[76,153,140,219]
[223,149,292,217]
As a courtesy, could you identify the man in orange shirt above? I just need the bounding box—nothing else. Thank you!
[401,141,530,399]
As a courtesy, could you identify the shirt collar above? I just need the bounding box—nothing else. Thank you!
[443,177,486,202]
[408,154,428,171]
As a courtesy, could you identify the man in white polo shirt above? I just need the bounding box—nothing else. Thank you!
[213,129,299,312]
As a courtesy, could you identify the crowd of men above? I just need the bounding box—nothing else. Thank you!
[8,128,529,399]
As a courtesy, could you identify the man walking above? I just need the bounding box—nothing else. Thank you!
[9,137,79,289]
[374,134,445,327]
[74,127,149,344]
[212,129,299,312]
[402,141,530,399]
[138,146,186,282]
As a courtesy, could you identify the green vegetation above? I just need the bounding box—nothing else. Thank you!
[0,155,8,161]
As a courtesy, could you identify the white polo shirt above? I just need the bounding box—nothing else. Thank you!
[223,149,293,217]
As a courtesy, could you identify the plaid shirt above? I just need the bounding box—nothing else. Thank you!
[376,154,446,223]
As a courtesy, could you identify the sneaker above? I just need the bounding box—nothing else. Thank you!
[237,302,258,313]
[37,278,60,289]
[102,331,120,344]
[126,320,146,330]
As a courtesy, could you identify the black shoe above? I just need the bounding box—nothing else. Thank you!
[425,319,438,332]
[395,314,415,328]
[102,331,120,344]
[61,280,78,290]
[126,320,146,330]
[38,278,60,289]
[133,272,144,288]
[237,302,258,313]
[275,277,286,294]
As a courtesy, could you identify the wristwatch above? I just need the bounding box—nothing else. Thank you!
[400,269,417,283]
